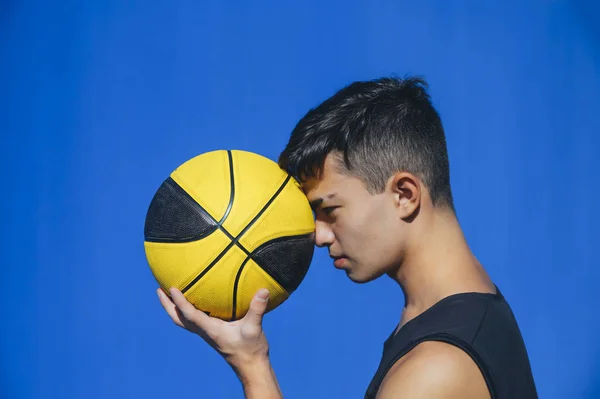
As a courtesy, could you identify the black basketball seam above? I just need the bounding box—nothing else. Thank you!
[181,174,293,294]
[181,239,238,294]
[214,150,250,255]
[249,233,314,255]
[218,150,235,224]
[234,175,292,242]
[212,150,250,253]
[230,256,252,321]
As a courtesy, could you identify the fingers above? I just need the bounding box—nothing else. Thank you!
[157,287,185,328]
[243,288,270,327]
[168,287,214,331]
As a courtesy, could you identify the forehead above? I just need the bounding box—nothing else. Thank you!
[300,153,366,200]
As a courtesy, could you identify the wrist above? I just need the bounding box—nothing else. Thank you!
[239,359,282,399]
[233,355,273,384]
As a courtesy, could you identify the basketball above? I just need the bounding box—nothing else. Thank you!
[143,149,315,321]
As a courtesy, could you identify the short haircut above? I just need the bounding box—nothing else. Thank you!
[278,76,454,211]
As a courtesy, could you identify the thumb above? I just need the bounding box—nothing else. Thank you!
[243,288,270,326]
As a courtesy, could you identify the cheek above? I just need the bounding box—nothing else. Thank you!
[362,205,400,252]
[340,203,388,245]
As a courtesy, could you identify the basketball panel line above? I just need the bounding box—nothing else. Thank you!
[182,173,292,293]
[180,239,237,294]
[218,150,235,224]
[230,256,252,321]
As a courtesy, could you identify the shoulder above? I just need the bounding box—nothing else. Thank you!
[376,341,490,399]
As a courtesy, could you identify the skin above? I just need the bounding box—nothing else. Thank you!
[157,151,496,398]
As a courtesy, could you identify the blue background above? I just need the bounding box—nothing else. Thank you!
[2,1,599,398]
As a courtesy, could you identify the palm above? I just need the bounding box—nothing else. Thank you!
[158,287,270,365]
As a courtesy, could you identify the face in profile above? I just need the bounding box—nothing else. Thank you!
[302,153,409,283]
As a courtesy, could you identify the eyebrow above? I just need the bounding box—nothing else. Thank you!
[309,193,337,210]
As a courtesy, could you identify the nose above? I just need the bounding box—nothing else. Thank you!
[314,219,334,248]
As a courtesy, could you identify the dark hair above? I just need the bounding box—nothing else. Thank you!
[278,76,454,211]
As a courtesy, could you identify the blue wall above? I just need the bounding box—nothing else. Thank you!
[2,1,599,398]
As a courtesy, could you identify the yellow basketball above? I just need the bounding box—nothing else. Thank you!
[144,149,315,320]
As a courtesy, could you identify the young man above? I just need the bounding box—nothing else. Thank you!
[157,77,538,398]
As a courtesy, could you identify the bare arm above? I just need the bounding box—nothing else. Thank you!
[236,357,283,399]
[157,287,283,398]
[376,341,490,399]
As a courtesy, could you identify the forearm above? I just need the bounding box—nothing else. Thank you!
[235,357,283,399]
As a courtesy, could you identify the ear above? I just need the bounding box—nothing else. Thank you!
[388,172,420,220]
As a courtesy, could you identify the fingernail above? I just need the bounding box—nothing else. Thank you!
[256,289,269,302]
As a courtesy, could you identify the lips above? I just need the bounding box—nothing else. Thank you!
[331,255,347,269]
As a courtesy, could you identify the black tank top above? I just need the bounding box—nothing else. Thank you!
[364,287,538,399]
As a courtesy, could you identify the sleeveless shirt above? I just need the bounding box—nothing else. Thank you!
[364,287,538,398]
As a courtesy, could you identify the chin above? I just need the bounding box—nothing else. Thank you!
[344,262,391,283]
[344,269,378,284]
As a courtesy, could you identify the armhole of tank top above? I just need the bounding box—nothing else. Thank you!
[373,334,498,399]
[424,333,498,399]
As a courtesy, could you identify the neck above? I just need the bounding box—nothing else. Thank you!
[389,207,495,329]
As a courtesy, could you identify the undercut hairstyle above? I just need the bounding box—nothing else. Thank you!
[278,76,455,211]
